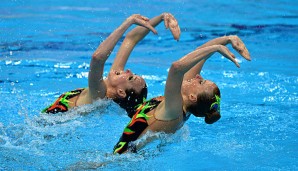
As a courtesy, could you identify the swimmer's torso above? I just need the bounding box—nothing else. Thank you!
[42,88,88,114]
[113,96,185,154]
[42,88,102,114]
[144,96,184,134]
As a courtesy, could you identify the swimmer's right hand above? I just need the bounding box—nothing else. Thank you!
[163,13,181,41]
[127,14,158,35]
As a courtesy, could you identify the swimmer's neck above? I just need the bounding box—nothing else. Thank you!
[104,79,118,99]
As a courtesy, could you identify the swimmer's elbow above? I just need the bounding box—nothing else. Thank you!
[91,53,106,64]
[170,61,184,74]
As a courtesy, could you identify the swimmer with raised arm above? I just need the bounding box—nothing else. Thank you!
[42,13,180,115]
[111,12,180,116]
[113,35,251,154]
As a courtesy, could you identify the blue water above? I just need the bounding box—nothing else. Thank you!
[1,0,297,170]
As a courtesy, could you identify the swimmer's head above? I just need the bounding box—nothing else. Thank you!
[107,69,148,116]
[185,79,221,124]
[113,83,148,117]
[108,69,146,95]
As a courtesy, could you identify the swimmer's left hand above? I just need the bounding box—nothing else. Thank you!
[163,13,181,41]
[216,45,240,68]
[228,35,251,61]
[128,14,158,35]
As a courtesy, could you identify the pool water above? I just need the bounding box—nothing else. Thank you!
[1,0,297,170]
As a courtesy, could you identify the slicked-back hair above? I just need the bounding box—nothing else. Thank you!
[113,84,148,118]
[188,84,221,124]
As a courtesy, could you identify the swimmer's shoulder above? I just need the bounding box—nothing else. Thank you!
[75,88,93,106]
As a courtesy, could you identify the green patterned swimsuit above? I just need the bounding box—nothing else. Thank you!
[42,88,84,114]
[113,97,162,154]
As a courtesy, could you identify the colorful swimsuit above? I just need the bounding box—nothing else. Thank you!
[42,88,85,114]
[113,96,192,154]
[113,97,162,154]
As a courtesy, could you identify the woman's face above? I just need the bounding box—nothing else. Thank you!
[108,69,146,93]
[182,74,215,97]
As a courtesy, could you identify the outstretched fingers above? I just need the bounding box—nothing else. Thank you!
[163,13,180,41]
[163,13,170,29]
[230,35,251,61]
[219,45,240,68]
[170,22,181,41]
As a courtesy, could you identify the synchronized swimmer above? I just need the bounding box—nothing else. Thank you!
[42,13,180,117]
[41,13,250,155]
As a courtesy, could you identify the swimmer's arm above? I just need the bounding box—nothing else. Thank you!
[183,35,250,80]
[111,13,180,71]
[183,36,231,80]
[88,15,157,100]
[159,45,239,119]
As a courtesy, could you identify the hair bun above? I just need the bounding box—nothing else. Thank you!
[205,111,221,124]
